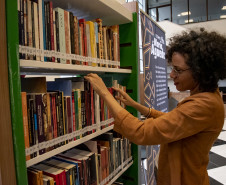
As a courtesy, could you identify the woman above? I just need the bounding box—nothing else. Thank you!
[85,29,226,185]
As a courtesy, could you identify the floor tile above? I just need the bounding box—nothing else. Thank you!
[211,144,226,158]
[217,131,226,141]
[213,139,226,146]
[208,152,226,169]
[209,177,224,185]
[208,166,226,184]
[223,120,226,130]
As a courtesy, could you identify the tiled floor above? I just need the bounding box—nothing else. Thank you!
[208,122,226,185]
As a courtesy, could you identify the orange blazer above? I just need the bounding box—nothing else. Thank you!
[114,90,224,185]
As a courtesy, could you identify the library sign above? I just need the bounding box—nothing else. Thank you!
[140,10,168,185]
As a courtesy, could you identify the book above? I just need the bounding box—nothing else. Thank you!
[38,0,44,61]
[33,2,40,61]
[49,1,55,62]
[73,16,80,65]
[70,12,75,65]
[54,7,66,63]
[69,148,98,185]
[52,156,80,185]
[79,19,87,65]
[42,175,54,185]
[33,163,66,185]
[58,152,89,185]
[96,132,114,174]
[21,92,30,161]
[42,158,77,185]
[64,10,71,64]
[27,168,43,185]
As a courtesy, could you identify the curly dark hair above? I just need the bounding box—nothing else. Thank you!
[166,28,226,92]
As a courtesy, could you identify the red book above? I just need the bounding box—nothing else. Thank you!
[66,96,72,136]
[49,1,55,62]
[33,163,66,185]
[72,93,76,140]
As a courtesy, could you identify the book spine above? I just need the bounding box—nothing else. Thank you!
[73,16,80,65]
[46,93,53,152]
[49,1,55,62]
[38,0,44,61]
[64,10,71,64]
[35,94,45,154]
[59,92,65,145]
[26,95,33,158]
[70,12,75,64]
[72,93,76,140]
[21,92,30,160]
[31,1,36,60]
[55,11,60,63]
[55,8,66,63]
[50,94,58,145]
[79,19,87,65]
[24,0,28,59]
[73,91,78,139]
[66,97,72,136]
[42,0,47,61]
[81,91,86,136]
[28,96,38,158]
[53,10,57,62]
[33,2,40,61]
[27,0,33,59]
[63,97,68,143]
[42,93,49,151]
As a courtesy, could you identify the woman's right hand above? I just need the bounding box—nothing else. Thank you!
[112,87,136,107]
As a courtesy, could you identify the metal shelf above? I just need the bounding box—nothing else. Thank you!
[20,60,132,75]
[52,0,133,26]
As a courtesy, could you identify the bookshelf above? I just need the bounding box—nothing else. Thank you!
[5,0,140,184]
[26,122,114,167]
[20,60,132,75]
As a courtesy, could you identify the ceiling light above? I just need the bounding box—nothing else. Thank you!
[220,15,226,18]
[222,6,226,10]
[178,11,191,16]
[185,19,193,23]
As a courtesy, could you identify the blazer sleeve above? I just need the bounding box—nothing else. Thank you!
[113,96,220,145]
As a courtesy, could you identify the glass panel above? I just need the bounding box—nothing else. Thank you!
[158,6,171,21]
[172,0,188,24]
[148,8,157,21]
[208,0,226,20]
[148,0,171,8]
[189,0,206,23]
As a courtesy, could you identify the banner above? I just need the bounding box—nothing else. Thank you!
[140,10,168,185]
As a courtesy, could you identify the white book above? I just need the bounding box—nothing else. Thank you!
[85,23,92,66]
[54,7,66,64]
[53,10,57,62]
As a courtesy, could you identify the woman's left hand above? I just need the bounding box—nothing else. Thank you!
[84,73,110,98]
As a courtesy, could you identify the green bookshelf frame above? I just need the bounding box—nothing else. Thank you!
[117,12,140,185]
[5,0,140,183]
[6,0,28,185]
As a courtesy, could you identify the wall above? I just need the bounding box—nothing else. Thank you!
[159,19,226,92]
[182,19,226,35]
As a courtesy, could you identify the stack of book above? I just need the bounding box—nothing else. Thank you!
[18,0,120,68]
[21,76,127,160]
[27,133,132,185]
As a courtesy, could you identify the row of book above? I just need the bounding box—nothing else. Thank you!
[28,133,132,185]
[21,76,126,160]
[18,0,120,67]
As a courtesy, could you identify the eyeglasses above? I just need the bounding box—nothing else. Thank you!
[170,66,190,76]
